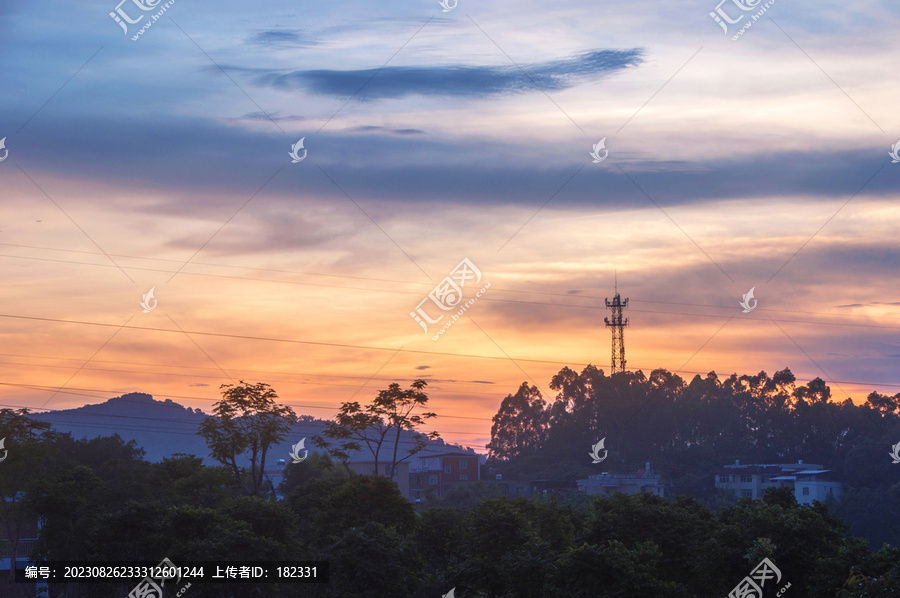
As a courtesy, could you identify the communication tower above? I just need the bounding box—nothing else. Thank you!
[604,278,629,374]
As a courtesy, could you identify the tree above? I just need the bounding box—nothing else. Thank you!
[716,493,858,595]
[839,544,900,597]
[278,451,346,498]
[0,409,52,594]
[414,507,469,592]
[793,376,832,405]
[26,434,155,566]
[0,408,51,440]
[198,381,297,497]
[486,382,548,461]
[865,391,900,416]
[320,522,424,598]
[441,480,505,509]
[461,498,540,596]
[583,493,718,592]
[548,540,688,598]
[150,453,237,507]
[314,380,438,480]
[286,474,418,545]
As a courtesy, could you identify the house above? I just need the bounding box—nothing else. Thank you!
[793,469,842,505]
[714,459,841,503]
[410,452,480,499]
[576,462,664,497]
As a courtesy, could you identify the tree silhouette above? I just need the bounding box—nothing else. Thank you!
[487,382,548,461]
[198,381,297,497]
[314,379,438,480]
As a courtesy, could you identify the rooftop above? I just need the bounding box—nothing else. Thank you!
[419,452,477,459]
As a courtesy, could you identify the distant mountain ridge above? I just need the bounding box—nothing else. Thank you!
[32,392,478,469]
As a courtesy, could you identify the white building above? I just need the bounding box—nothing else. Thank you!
[792,469,842,505]
[714,460,841,504]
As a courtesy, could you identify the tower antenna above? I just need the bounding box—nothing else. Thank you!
[604,276,629,374]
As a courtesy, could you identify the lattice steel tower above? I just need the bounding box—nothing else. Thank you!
[604,279,629,374]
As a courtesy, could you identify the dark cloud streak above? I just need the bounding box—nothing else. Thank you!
[267,49,644,99]
[14,113,900,214]
[247,30,321,47]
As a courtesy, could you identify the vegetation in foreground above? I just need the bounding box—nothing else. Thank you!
[1,365,898,597]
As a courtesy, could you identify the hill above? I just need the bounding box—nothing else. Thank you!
[31,392,476,468]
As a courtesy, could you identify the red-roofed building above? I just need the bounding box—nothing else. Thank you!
[410,452,480,499]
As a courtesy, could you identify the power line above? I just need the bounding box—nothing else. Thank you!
[0,401,489,450]
[0,312,578,366]
[0,355,508,394]
[2,311,899,384]
[6,365,502,396]
[4,352,896,396]
[14,419,490,451]
[2,245,897,324]
[2,357,896,432]
[4,358,893,412]
[1,251,895,332]
[2,362,894,453]
[0,381,499,421]
[1,311,898,398]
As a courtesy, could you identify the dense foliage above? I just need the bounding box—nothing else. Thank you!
[1,365,898,597]
[1,430,898,597]
[487,366,900,548]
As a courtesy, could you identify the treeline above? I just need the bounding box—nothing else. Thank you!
[2,369,899,597]
[486,366,900,546]
[2,423,899,597]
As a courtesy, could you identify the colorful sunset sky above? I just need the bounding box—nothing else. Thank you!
[2,0,899,452]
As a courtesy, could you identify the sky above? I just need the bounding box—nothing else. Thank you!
[1,0,899,452]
